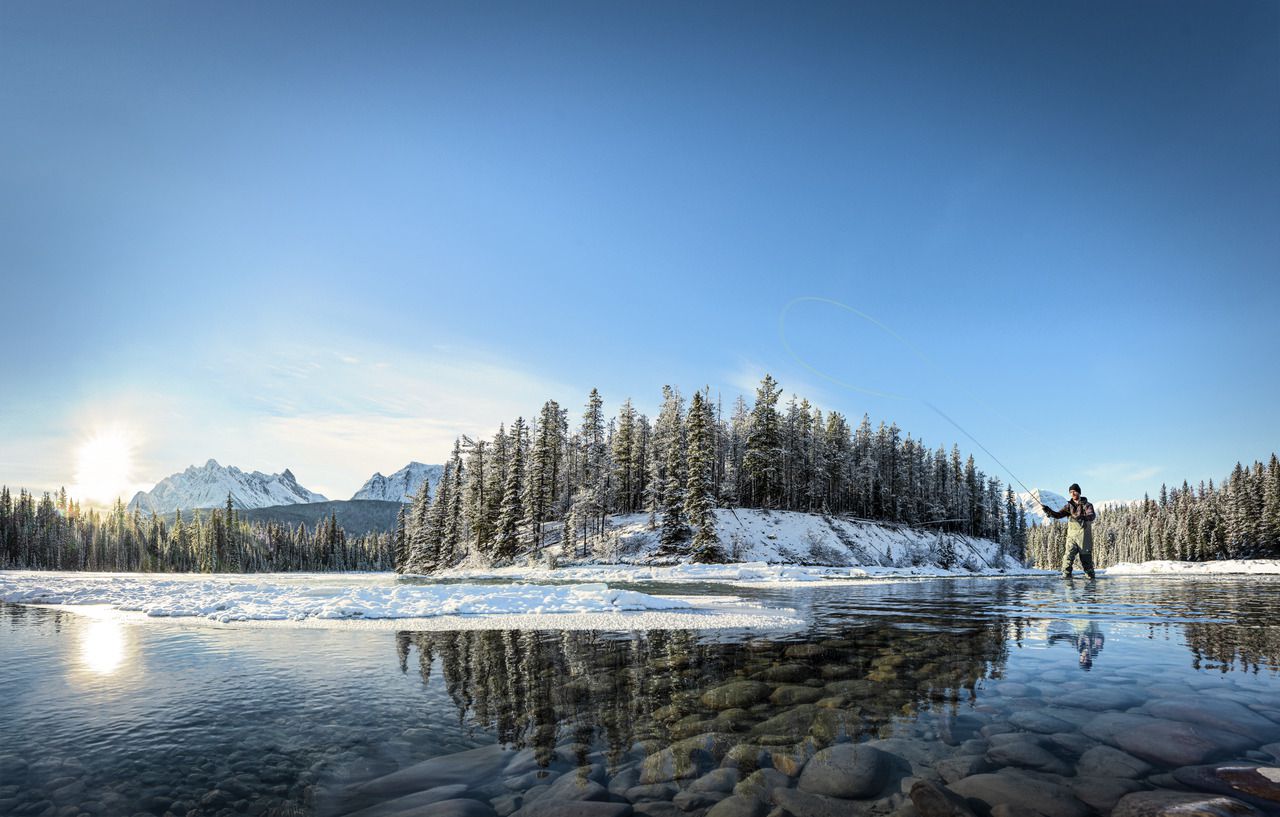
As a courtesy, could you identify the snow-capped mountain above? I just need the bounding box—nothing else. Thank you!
[128,459,327,514]
[350,461,443,503]
[1016,489,1069,526]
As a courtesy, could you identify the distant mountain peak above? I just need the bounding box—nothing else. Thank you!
[1016,488,1069,526]
[351,461,443,503]
[128,461,327,515]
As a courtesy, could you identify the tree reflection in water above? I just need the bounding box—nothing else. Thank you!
[393,618,1012,770]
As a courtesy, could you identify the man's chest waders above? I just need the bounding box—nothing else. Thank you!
[1062,517,1095,578]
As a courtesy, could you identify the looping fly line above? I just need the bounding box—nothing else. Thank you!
[775,295,1037,498]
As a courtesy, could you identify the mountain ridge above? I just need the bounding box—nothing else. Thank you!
[128,459,327,515]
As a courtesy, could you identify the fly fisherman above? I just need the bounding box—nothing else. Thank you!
[1043,483,1097,580]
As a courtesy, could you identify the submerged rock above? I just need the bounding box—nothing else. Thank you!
[907,779,978,817]
[984,733,1073,777]
[701,682,773,711]
[705,793,769,817]
[412,800,498,817]
[1075,745,1153,780]
[340,784,471,817]
[771,686,826,706]
[1007,710,1076,735]
[346,746,515,802]
[1171,764,1280,810]
[1067,776,1145,813]
[797,744,891,799]
[510,802,633,817]
[733,768,791,801]
[1110,790,1263,817]
[947,770,1091,817]
[1082,713,1253,767]
[773,787,875,817]
[933,754,992,785]
[1057,688,1147,711]
[1141,699,1280,744]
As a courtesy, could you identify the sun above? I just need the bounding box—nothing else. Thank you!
[74,429,136,505]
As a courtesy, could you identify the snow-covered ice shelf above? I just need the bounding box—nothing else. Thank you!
[0,571,805,631]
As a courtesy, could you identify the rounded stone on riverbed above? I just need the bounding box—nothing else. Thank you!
[947,770,1091,817]
[510,802,634,817]
[1007,710,1076,735]
[984,733,1073,776]
[1141,698,1280,744]
[797,744,890,799]
[1171,764,1280,810]
[1068,776,1145,813]
[907,779,977,817]
[773,787,873,817]
[1076,745,1153,779]
[771,685,826,706]
[1057,688,1147,711]
[701,682,772,710]
[1110,790,1263,817]
[1082,713,1254,767]
[413,800,498,817]
[705,793,769,817]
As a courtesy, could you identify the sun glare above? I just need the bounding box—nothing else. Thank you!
[74,429,136,505]
[79,617,128,675]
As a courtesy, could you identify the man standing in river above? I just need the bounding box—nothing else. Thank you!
[1043,483,1097,580]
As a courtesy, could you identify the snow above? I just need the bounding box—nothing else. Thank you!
[496,508,1024,573]
[350,461,443,503]
[0,571,805,631]
[1105,559,1280,576]
[127,459,327,514]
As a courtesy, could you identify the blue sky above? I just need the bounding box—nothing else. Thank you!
[2,0,1277,504]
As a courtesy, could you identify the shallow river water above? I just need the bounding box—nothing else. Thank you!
[4,575,1280,817]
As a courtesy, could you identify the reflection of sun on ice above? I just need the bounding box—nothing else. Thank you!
[73,428,136,505]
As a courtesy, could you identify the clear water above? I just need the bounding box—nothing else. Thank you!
[3,576,1280,817]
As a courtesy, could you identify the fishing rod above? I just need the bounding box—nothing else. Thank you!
[778,296,1043,505]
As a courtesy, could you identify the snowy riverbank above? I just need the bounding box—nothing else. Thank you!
[1104,559,1280,575]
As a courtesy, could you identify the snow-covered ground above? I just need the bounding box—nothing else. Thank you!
[0,571,805,631]
[502,508,1024,572]
[1105,559,1280,575]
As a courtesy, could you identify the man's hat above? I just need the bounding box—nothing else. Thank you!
[1069,483,1081,493]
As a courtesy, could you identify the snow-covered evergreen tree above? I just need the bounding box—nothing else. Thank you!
[652,386,687,549]
[493,416,527,562]
[684,389,723,562]
[743,374,782,508]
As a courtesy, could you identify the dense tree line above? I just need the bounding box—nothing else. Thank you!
[0,489,392,572]
[1026,453,1280,569]
[399,374,1028,573]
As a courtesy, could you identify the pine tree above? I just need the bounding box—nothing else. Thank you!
[404,472,433,572]
[743,374,782,508]
[525,400,564,552]
[461,435,490,555]
[611,399,640,514]
[1263,454,1280,556]
[494,416,527,562]
[441,439,465,567]
[393,505,409,572]
[684,390,724,562]
[652,387,688,550]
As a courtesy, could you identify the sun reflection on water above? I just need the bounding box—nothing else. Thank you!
[73,607,132,676]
